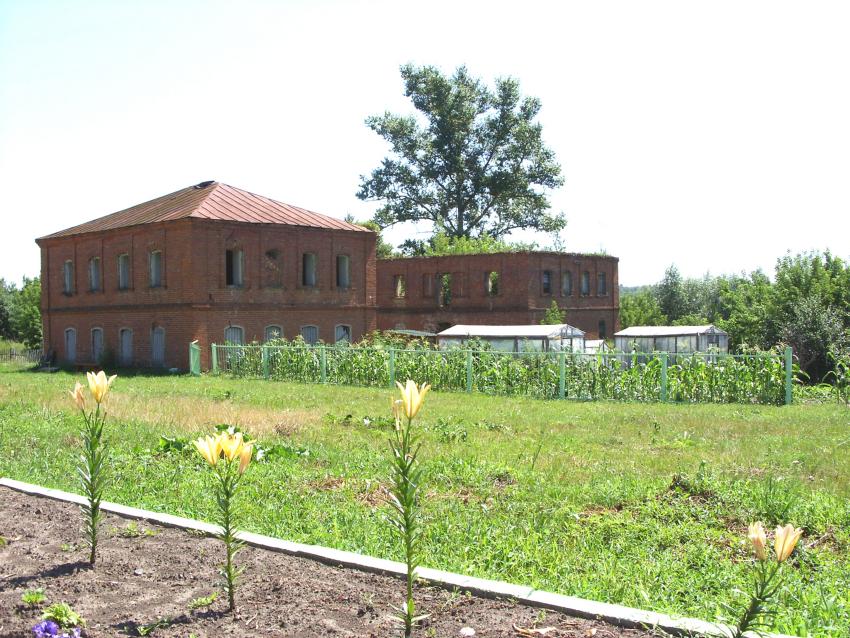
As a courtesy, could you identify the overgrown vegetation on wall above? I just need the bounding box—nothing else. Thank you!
[620,251,850,380]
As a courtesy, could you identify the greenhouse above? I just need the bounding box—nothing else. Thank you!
[613,325,729,355]
[437,324,586,352]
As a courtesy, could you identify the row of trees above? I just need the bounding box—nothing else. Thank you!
[620,252,850,380]
[0,277,42,350]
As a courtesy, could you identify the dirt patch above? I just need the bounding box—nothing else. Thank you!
[0,487,656,638]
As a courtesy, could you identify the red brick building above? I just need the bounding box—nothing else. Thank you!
[36,181,377,369]
[376,252,619,339]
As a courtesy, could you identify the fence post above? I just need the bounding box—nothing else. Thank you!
[189,341,201,376]
[320,345,327,384]
[466,350,473,393]
[262,345,270,380]
[784,346,793,405]
[388,348,395,387]
[660,352,668,402]
[211,343,218,374]
[559,350,566,399]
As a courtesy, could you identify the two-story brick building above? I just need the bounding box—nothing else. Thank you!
[376,252,619,339]
[36,181,377,369]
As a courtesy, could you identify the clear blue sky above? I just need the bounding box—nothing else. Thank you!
[1,0,848,286]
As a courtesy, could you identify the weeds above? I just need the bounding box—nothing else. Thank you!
[21,588,47,607]
[188,592,218,611]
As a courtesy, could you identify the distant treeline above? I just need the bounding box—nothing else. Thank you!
[0,277,41,350]
[619,251,850,380]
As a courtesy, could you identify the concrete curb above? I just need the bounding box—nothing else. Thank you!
[1,478,793,638]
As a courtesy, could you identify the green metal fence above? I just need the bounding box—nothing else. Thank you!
[206,342,795,405]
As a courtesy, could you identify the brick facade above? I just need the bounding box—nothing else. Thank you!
[37,218,377,369]
[376,252,619,339]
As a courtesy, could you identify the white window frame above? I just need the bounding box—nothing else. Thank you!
[334,324,352,344]
[149,250,163,288]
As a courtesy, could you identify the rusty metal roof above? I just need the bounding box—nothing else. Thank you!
[39,181,370,239]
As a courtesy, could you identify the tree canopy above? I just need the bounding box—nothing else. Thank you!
[358,64,564,242]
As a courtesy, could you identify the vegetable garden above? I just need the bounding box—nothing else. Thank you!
[208,340,795,405]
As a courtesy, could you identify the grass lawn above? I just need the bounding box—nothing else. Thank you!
[1,364,848,636]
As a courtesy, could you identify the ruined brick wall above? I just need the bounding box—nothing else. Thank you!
[376,252,619,338]
[38,219,377,369]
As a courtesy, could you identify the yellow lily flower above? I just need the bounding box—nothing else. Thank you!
[395,379,430,420]
[86,370,117,404]
[747,522,767,560]
[69,381,86,411]
[774,524,803,562]
[194,435,219,466]
[220,432,244,461]
[238,443,253,474]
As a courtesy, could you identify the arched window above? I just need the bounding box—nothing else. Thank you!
[226,249,244,286]
[119,328,133,366]
[88,257,101,292]
[541,270,552,295]
[151,326,166,366]
[486,271,499,296]
[224,326,244,345]
[300,325,319,345]
[597,272,607,296]
[264,249,282,288]
[598,320,607,340]
[264,325,282,342]
[335,325,352,343]
[91,328,103,364]
[336,254,351,289]
[117,253,130,290]
[64,328,77,363]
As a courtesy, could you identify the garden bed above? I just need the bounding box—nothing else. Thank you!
[0,487,656,638]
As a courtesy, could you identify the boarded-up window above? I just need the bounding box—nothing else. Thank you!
[335,325,351,343]
[226,249,244,286]
[302,253,317,287]
[394,275,406,298]
[64,328,76,363]
[119,328,133,366]
[89,257,101,291]
[91,328,103,363]
[151,327,165,366]
[264,325,282,342]
[118,254,130,290]
[422,273,434,298]
[224,326,244,345]
[561,271,572,296]
[336,255,351,288]
[301,325,319,345]
[149,251,163,288]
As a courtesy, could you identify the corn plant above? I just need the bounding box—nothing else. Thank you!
[69,371,116,565]
[193,430,253,612]
[388,380,430,637]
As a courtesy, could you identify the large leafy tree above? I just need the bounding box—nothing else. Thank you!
[358,64,564,240]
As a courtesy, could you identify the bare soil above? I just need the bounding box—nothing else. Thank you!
[0,488,655,638]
